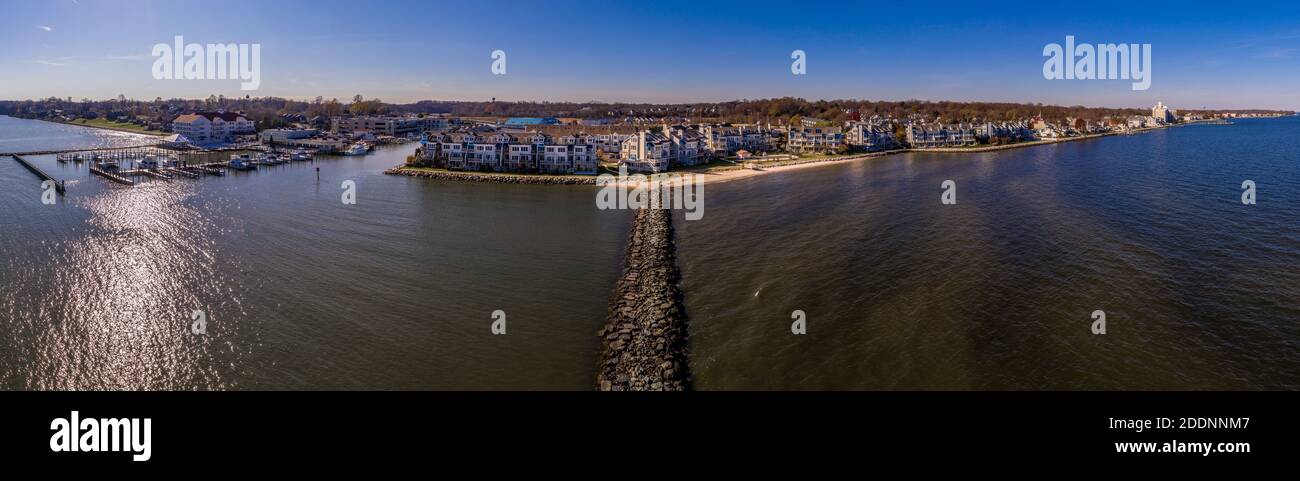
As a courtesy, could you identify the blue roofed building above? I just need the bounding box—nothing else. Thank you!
[504,117,561,126]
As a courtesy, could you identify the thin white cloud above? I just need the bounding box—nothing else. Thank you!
[100,54,151,62]
[38,25,53,32]
[34,60,67,66]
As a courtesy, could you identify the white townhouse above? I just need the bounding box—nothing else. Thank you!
[787,126,844,153]
[419,129,597,175]
[662,125,704,167]
[620,130,671,173]
[700,124,772,155]
[593,132,632,154]
[171,112,255,145]
[844,121,898,151]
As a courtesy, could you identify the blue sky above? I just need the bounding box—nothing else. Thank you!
[3,0,1300,109]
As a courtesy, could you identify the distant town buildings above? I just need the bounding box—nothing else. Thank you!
[1152,101,1176,123]
[331,115,444,136]
[504,117,561,126]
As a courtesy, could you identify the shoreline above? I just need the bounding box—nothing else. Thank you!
[38,117,172,138]
[383,132,1112,186]
[381,121,1195,187]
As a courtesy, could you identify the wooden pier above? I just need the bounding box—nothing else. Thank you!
[88,165,135,185]
[3,143,163,157]
[15,147,316,190]
[55,146,179,164]
[10,155,65,194]
[164,167,200,179]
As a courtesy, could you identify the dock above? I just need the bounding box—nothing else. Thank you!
[14,146,320,190]
[4,143,162,157]
[88,165,135,185]
[10,155,66,194]
[120,169,173,180]
[164,167,200,179]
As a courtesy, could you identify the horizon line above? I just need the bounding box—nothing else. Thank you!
[1,95,1293,113]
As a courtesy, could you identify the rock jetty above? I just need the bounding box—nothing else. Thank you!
[597,208,690,391]
[384,166,597,185]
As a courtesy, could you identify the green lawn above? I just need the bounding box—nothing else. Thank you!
[72,118,169,136]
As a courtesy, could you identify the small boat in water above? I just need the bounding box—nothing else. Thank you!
[229,154,257,171]
[290,150,312,161]
[138,156,160,169]
[344,142,369,156]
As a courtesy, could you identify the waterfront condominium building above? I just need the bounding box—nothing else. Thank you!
[981,121,1037,142]
[619,130,672,173]
[662,125,704,167]
[905,123,979,148]
[786,126,844,153]
[844,121,899,151]
[699,124,774,156]
[171,112,255,145]
[618,125,706,172]
[418,129,597,175]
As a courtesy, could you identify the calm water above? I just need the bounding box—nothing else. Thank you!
[0,116,631,389]
[0,115,159,153]
[677,116,1300,390]
[3,115,1298,390]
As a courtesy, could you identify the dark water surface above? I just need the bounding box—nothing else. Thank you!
[676,117,1300,389]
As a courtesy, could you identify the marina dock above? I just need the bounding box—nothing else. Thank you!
[2,143,162,157]
[4,145,322,191]
[10,155,65,194]
[89,164,135,185]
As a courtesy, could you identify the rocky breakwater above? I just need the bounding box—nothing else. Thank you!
[384,166,597,185]
[597,208,690,391]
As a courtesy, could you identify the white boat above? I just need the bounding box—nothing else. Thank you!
[229,154,256,171]
[290,150,312,161]
[344,142,368,156]
[138,156,160,169]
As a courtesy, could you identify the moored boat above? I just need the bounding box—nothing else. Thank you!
[229,153,257,171]
[344,142,369,156]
